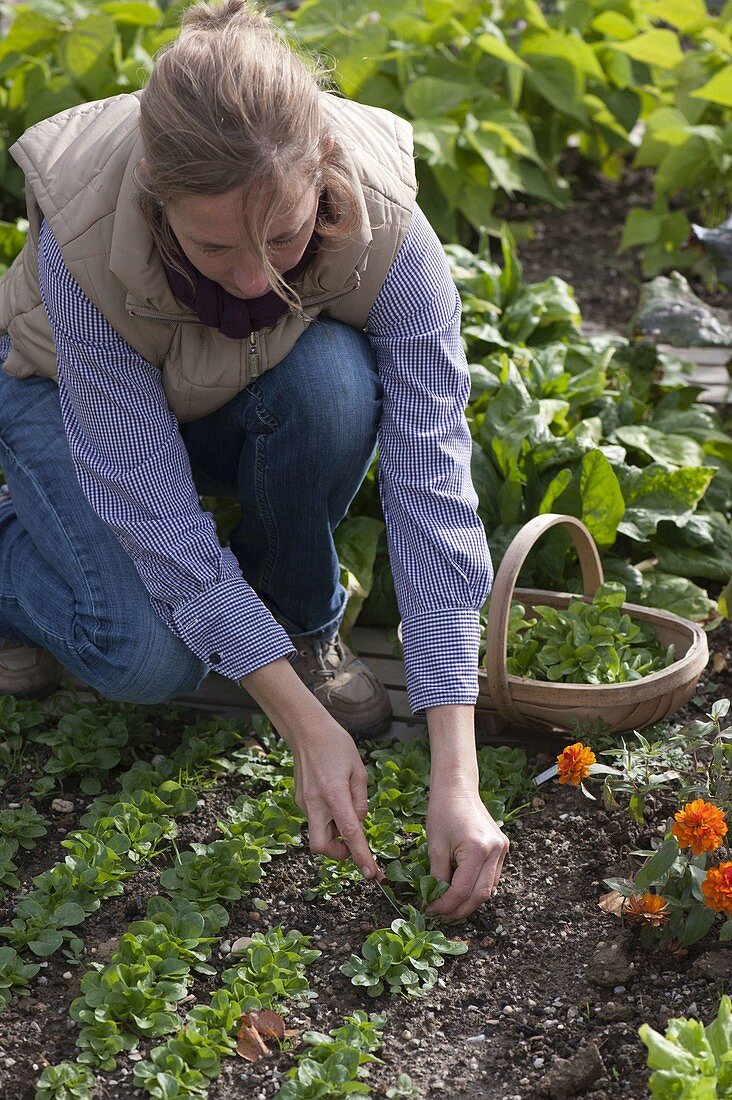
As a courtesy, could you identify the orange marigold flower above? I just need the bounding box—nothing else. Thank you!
[671,799,728,856]
[702,862,732,917]
[623,893,670,927]
[556,743,596,786]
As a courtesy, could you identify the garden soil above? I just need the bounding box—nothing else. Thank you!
[1,167,731,1100]
[0,631,730,1100]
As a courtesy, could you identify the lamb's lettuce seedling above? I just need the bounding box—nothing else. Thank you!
[0,805,48,850]
[222,928,321,1010]
[0,945,39,1010]
[0,837,19,898]
[159,837,266,904]
[34,1061,96,1100]
[340,906,468,998]
[275,1011,386,1099]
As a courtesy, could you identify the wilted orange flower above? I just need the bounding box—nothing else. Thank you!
[623,893,670,927]
[702,862,732,917]
[671,799,728,856]
[557,743,596,786]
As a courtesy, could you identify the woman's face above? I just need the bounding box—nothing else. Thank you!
[165,183,319,300]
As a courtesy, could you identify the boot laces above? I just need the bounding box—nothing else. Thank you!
[300,636,345,679]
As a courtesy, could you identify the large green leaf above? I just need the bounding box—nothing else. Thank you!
[614,425,706,468]
[641,572,716,620]
[617,465,714,541]
[613,29,685,70]
[59,14,117,95]
[690,67,732,108]
[335,516,385,634]
[403,77,482,117]
[0,11,58,62]
[578,450,625,547]
[476,31,528,70]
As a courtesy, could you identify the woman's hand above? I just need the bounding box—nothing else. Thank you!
[289,715,378,878]
[424,702,509,921]
[424,784,508,921]
[241,656,378,880]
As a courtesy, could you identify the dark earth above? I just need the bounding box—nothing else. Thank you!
[0,165,731,1100]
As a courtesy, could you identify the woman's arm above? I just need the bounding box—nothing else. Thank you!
[366,205,507,917]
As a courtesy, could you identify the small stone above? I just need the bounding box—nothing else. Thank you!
[692,950,732,981]
[62,971,73,980]
[401,1030,412,1040]
[218,941,232,956]
[539,1042,605,1099]
[597,1001,636,1023]
[51,798,74,814]
[534,1057,545,1068]
[248,910,262,923]
[128,1051,142,1061]
[4,1058,16,1068]
[7,803,20,810]
[230,937,253,954]
[587,943,633,989]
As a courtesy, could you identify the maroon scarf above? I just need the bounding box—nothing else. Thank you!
[162,230,320,340]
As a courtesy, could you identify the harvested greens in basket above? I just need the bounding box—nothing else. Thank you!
[481,582,675,685]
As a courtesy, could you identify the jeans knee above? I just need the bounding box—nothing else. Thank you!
[73,619,208,704]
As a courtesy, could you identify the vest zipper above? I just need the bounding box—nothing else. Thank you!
[301,273,360,310]
[248,332,260,379]
[127,307,201,324]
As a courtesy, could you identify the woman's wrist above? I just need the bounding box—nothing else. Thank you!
[425,703,480,790]
[240,656,324,744]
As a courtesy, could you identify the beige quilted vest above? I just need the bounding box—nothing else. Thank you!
[0,91,417,421]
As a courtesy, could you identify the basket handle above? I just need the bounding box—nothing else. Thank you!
[485,514,605,725]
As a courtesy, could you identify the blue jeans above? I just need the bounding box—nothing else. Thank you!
[0,319,382,703]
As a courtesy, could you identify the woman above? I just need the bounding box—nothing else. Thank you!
[0,0,508,920]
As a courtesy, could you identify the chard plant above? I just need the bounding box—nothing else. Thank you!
[340,906,468,998]
[639,995,732,1098]
[275,1011,386,1100]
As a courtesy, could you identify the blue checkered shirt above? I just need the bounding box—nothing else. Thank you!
[1,204,492,712]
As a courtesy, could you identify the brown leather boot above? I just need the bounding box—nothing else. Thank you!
[0,640,63,698]
[289,634,392,740]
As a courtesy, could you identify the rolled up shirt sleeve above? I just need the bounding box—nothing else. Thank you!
[37,218,295,681]
[366,204,493,713]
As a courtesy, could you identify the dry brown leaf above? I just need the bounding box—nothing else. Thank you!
[235,1009,288,1061]
[598,890,625,918]
[713,652,727,674]
[236,1022,270,1062]
[248,1009,285,1041]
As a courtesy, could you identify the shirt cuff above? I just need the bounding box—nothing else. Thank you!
[166,575,296,681]
[400,608,482,714]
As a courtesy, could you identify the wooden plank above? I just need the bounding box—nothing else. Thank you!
[351,626,398,658]
[658,345,732,367]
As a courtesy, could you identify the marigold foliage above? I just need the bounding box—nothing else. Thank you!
[671,799,728,856]
[702,862,732,918]
[557,743,596,786]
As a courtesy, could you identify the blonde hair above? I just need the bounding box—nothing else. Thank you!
[135,0,362,308]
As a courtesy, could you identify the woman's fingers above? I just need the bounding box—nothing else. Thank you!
[306,789,378,878]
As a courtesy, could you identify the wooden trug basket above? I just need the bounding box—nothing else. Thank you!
[479,514,709,734]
